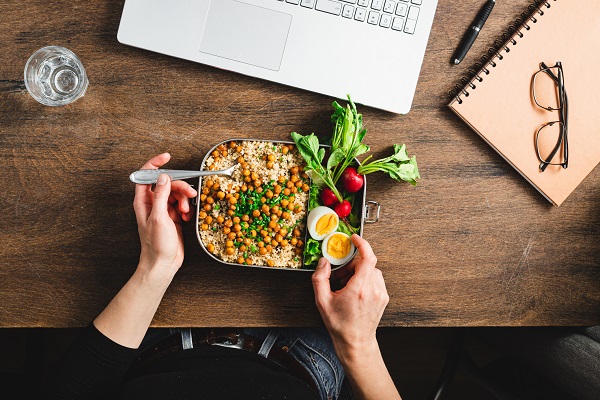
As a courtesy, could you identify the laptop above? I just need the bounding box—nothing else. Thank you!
[117,0,438,114]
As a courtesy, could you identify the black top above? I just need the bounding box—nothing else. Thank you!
[44,324,319,400]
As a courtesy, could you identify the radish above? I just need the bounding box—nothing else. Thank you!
[320,188,339,206]
[340,167,364,193]
[334,200,352,218]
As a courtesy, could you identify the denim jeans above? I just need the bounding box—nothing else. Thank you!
[138,327,350,400]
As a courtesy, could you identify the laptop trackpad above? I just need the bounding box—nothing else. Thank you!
[199,0,292,71]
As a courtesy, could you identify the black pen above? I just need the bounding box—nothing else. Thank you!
[451,0,496,65]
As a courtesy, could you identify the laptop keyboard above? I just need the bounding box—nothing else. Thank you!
[277,0,422,34]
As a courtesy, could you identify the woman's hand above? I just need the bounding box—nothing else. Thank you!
[133,153,197,283]
[312,234,389,356]
[312,235,400,400]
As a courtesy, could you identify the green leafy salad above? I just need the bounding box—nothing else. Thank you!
[291,95,420,268]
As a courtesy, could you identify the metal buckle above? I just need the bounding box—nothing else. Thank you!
[210,334,245,350]
[365,200,381,223]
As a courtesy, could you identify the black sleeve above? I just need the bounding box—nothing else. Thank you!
[44,323,139,400]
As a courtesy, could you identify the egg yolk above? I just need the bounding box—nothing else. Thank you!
[316,214,337,236]
[327,234,351,259]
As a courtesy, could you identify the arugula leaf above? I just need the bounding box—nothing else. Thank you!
[308,183,320,211]
[357,144,420,186]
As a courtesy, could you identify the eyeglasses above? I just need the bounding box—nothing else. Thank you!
[531,61,569,171]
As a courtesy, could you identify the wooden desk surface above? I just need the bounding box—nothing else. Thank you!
[1,0,599,328]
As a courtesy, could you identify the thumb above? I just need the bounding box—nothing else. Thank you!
[312,257,332,307]
[151,174,171,217]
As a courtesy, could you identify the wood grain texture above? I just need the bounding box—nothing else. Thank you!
[0,0,598,327]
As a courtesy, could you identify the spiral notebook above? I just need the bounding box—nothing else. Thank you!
[448,0,600,206]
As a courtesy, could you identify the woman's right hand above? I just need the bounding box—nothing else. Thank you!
[311,234,389,358]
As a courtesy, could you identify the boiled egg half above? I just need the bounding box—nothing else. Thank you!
[322,232,355,265]
[307,206,339,240]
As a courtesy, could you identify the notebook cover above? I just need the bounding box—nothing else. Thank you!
[448,0,600,206]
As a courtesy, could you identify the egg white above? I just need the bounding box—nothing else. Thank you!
[307,206,339,240]
[322,232,355,266]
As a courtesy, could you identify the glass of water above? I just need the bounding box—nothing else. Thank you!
[24,46,88,106]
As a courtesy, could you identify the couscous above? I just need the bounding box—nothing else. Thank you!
[198,140,310,268]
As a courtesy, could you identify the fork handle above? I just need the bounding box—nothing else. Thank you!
[130,169,225,184]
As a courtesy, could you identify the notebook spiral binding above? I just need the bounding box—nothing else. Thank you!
[449,0,556,104]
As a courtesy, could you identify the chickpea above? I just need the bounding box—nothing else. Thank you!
[257,241,265,248]
[254,179,262,187]
[217,216,225,224]
[290,166,299,175]
[225,219,233,228]
[290,237,298,246]
[213,183,220,191]
[241,184,248,192]
[286,181,294,189]
[289,196,296,203]
[226,240,234,247]
[233,224,242,232]
[294,205,302,214]
[268,220,278,229]
[242,169,250,176]
[282,212,291,220]
[295,181,303,188]
[200,194,207,203]
[234,193,240,199]
[206,197,214,205]
[236,145,243,153]
[293,228,301,237]
[227,210,235,216]
[241,162,249,169]
[281,239,289,247]
[218,144,226,151]
[208,164,216,171]
[275,234,284,242]
[266,161,274,169]
[206,180,214,188]
[278,176,286,183]
[250,230,257,237]
[270,214,278,221]
[228,232,237,240]
[223,227,231,235]
[262,204,270,214]
[251,172,259,181]
[281,199,289,207]
[283,188,291,196]
[261,230,269,237]
[260,196,267,203]
[267,260,275,267]
[229,141,237,149]
[266,245,273,252]
[256,187,263,194]
[282,146,289,154]
[271,239,278,247]
[259,247,268,255]
[217,191,225,200]
[279,228,288,237]
[206,243,215,253]
[232,216,240,224]
[237,156,245,163]
[297,240,304,248]
[290,175,299,183]
[199,211,207,219]
[277,210,282,217]
[239,245,247,253]
[242,214,250,222]
[202,187,210,195]
[244,238,252,246]
[237,257,245,264]
[244,176,252,183]
[287,204,294,211]
[252,209,261,218]
[291,187,298,194]
[271,205,280,214]
[267,154,276,162]
[274,185,282,194]
[212,150,220,158]
[205,216,213,225]
[301,184,310,192]
[203,204,212,211]
[229,197,237,205]
[226,247,235,255]
[265,190,273,199]
[245,258,253,265]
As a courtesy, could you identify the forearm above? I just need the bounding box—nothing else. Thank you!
[335,339,401,400]
[93,263,173,349]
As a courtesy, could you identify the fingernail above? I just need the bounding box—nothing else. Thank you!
[157,174,168,186]
[317,258,326,269]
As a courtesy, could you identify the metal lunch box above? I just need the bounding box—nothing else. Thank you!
[195,139,380,271]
